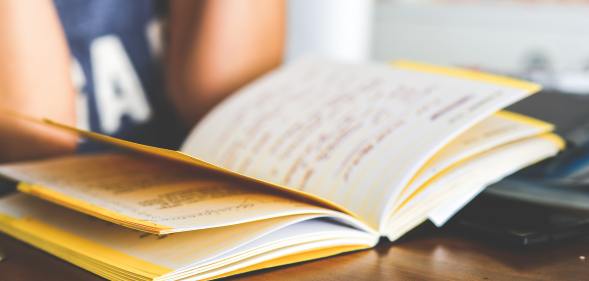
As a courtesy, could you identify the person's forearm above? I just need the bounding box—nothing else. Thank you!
[0,0,77,162]
[167,0,285,127]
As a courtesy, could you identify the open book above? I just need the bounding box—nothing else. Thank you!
[0,60,564,281]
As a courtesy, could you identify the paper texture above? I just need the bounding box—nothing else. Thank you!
[0,153,347,233]
[394,111,554,210]
[0,193,376,280]
[385,134,562,239]
[182,59,540,228]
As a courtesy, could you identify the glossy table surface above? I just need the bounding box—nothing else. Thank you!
[1,224,588,281]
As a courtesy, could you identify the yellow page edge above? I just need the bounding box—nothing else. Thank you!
[540,133,566,149]
[393,132,565,213]
[0,213,170,278]
[210,245,369,280]
[39,119,358,219]
[393,110,558,207]
[393,60,542,93]
[494,110,555,131]
[18,183,172,234]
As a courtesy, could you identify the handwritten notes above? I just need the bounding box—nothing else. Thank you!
[182,59,536,228]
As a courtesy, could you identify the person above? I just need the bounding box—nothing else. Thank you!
[0,0,285,163]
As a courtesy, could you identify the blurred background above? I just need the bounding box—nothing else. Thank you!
[287,0,589,94]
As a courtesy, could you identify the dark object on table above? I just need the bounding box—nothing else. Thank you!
[454,90,589,246]
[487,90,589,207]
[505,90,589,179]
[447,193,589,246]
[0,180,16,197]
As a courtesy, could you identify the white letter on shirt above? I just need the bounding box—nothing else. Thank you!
[91,35,151,134]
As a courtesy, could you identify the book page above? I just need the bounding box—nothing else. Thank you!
[384,134,563,240]
[181,59,540,229]
[0,153,363,234]
[392,111,554,211]
[27,117,353,215]
[0,193,376,280]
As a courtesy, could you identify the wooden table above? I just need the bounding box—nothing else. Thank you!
[1,224,587,281]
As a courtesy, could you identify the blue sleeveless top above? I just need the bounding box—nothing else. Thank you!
[54,0,185,151]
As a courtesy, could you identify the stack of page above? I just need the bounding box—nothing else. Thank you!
[0,59,564,280]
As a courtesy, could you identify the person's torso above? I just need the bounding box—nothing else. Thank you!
[54,0,184,151]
